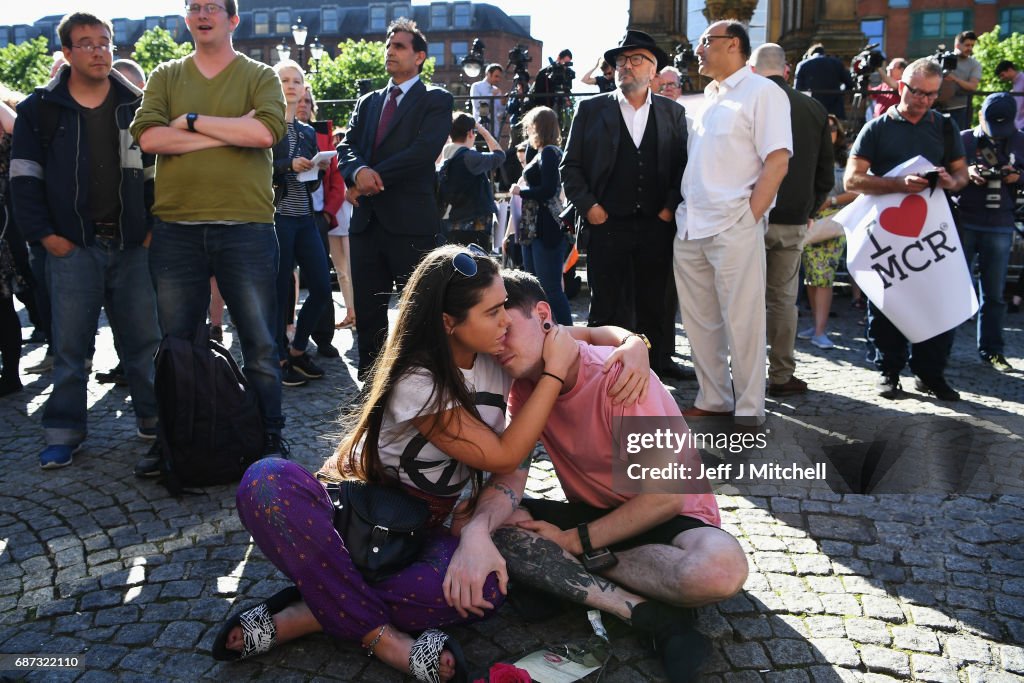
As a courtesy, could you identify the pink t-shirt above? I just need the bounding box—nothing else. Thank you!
[508,342,721,528]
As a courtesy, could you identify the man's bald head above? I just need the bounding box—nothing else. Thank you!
[749,43,786,77]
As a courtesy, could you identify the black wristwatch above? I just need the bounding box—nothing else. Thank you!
[186,112,198,132]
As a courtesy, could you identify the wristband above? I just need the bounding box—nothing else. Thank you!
[621,332,651,350]
[541,371,564,385]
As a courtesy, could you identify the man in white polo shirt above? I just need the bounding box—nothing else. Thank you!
[673,20,792,422]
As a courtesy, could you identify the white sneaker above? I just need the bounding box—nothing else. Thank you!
[811,334,835,349]
[25,355,54,373]
[797,327,815,340]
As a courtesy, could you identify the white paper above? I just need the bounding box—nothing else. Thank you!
[296,150,337,182]
[833,155,978,343]
[513,649,601,683]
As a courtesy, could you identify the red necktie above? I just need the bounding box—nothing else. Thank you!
[374,86,401,151]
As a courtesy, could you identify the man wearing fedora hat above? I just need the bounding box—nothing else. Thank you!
[561,29,691,382]
[955,92,1024,373]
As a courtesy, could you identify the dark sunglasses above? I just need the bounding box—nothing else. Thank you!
[451,243,488,278]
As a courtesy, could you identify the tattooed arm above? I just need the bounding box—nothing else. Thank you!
[443,453,533,618]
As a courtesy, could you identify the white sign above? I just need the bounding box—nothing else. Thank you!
[834,155,978,343]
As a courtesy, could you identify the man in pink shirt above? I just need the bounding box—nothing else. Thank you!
[445,269,747,683]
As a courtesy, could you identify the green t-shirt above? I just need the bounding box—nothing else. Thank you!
[130,53,286,224]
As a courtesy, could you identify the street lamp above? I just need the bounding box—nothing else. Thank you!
[275,41,291,62]
[460,38,485,79]
[309,36,324,61]
[291,17,308,65]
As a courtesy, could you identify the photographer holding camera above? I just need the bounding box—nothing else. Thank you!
[531,48,575,111]
[955,92,1023,372]
[935,31,981,131]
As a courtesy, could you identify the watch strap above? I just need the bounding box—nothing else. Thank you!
[186,112,198,132]
[577,523,594,555]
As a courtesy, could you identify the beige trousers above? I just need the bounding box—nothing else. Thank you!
[764,222,807,384]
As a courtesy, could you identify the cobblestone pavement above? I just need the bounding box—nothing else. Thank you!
[1,282,1022,682]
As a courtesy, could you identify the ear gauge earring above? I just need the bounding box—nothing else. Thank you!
[543,322,552,331]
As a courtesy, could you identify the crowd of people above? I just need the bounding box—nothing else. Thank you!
[1,6,1022,683]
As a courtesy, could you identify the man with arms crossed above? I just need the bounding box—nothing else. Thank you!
[131,0,287,464]
[445,270,748,683]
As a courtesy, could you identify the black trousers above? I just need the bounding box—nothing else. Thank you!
[866,301,955,377]
[585,214,676,364]
[349,217,436,375]
[311,212,337,350]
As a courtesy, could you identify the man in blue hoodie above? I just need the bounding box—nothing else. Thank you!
[10,12,161,471]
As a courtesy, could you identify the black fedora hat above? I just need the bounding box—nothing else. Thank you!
[604,29,670,71]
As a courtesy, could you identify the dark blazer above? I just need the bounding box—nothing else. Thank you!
[560,92,687,220]
[767,75,835,225]
[337,79,453,235]
[271,118,320,208]
[793,54,853,119]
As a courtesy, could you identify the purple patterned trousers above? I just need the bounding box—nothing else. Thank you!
[236,458,504,641]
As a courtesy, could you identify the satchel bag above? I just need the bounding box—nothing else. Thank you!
[327,480,431,582]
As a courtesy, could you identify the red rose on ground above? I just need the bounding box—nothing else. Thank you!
[475,662,531,683]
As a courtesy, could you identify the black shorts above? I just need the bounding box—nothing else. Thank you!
[520,498,709,553]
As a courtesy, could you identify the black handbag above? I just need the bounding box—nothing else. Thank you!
[327,480,431,582]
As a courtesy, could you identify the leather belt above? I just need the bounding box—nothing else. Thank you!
[93,222,119,240]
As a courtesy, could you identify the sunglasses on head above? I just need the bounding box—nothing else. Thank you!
[450,243,488,279]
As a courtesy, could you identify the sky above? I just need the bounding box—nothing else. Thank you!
[0,0,631,70]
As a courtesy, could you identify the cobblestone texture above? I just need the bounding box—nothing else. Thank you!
[1,274,1022,681]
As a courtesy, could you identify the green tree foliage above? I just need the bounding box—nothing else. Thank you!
[132,26,193,77]
[307,38,434,126]
[0,36,52,95]
[974,26,1024,95]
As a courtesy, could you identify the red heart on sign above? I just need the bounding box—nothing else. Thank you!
[878,194,927,238]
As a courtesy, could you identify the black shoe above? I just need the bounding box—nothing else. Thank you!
[134,442,162,478]
[632,602,707,683]
[317,344,341,359]
[281,363,307,387]
[96,363,126,385]
[653,361,697,381]
[263,432,290,459]
[877,372,901,399]
[288,351,325,379]
[914,375,960,401]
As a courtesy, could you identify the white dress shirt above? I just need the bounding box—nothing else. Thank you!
[676,67,792,240]
[614,87,652,148]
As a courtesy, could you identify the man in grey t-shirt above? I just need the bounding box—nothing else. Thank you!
[936,30,981,131]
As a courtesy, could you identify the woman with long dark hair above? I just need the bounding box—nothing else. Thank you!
[213,244,651,681]
[512,106,573,325]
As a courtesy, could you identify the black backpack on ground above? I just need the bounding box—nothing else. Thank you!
[153,324,264,495]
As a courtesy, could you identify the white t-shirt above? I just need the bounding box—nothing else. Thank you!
[374,354,512,497]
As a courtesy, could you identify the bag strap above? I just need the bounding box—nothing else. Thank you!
[35,99,61,158]
[940,113,955,168]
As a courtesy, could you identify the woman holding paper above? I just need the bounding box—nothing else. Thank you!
[271,61,334,385]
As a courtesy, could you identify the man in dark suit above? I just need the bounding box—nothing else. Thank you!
[794,44,853,119]
[338,18,453,378]
[561,30,691,381]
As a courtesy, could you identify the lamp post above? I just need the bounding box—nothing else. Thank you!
[460,38,485,79]
[275,40,291,62]
[291,17,308,66]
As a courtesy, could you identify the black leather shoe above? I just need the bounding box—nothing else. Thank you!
[654,361,697,381]
[134,442,162,478]
[317,344,341,359]
[877,372,901,399]
[914,375,960,401]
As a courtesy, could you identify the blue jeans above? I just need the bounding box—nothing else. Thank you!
[43,240,160,446]
[521,235,573,325]
[148,221,283,433]
[960,225,1012,356]
[274,213,332,359]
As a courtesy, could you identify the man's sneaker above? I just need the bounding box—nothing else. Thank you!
[137,426,158,440]
[281,363,308,387]
[39,443,82,469]
[263,432,290,459]
[289,352,325,379]
[914,375,960,401]
[797,327,815,340]
[877,372,901,399]
[134,442,162,478]
[25,354,54,374]
[982,354,1013,372]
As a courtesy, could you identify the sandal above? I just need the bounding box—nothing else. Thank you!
[211,586,301,661]
[336,316,356,330]
[408,629,468,683]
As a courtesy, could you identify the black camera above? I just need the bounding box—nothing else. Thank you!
[546,59,576,94]
[975,140,1013,210]
[931,45,958,73]
[850,43,885,91]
